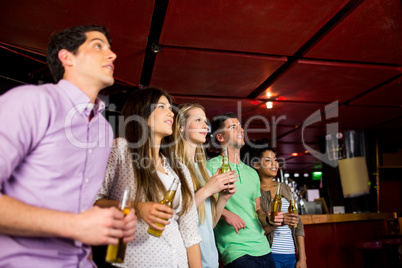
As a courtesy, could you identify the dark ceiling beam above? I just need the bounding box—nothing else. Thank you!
[247,0,365,99]
[140,0,170,86]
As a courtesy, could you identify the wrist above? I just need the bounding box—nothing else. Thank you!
[266,215,275,226]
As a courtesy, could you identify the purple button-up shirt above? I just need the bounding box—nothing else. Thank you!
[0,80,113,267]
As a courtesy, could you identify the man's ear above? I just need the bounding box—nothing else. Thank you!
[58,49,73,67]
[216,133,224,143]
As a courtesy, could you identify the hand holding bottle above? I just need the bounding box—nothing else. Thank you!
[269,182,282,225]
[147,179,179,237]
[203,169,238,197]
[105,186,133,263]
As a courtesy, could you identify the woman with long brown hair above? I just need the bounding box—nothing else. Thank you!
[95,88,201,267]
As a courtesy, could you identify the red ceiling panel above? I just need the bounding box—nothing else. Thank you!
[242,101,329,127]
[336,105,402,129]
[151,47,286,97]
[160,0,350,56]
[305,0,402,65]
[277,126,327,144]
[350,76,402,107]
[0,0,154,85]
[258,60,401,102]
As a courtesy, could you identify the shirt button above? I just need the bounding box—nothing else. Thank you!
[88,149,92,154]
[85,178,89,183]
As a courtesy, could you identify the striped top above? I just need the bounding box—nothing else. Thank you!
[270,198,296,254]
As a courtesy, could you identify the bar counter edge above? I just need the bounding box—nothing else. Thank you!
[299,212,397,225]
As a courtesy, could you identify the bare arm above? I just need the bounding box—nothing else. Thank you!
[187,243,202,268]
[94,197,119,208]
[296,235,307,268]
[221,209,245,234]
[0,195,126,245]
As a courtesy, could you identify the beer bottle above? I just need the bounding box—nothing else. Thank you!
[220,147,232,193]
[288,188,298,228]
[269,182,282,225]
[147,179,179,237]
[105,186,131,263]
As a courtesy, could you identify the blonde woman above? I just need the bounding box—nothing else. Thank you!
[173,103,238,268]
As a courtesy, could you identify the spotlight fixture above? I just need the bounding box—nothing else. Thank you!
[294,173,300,177]
[151,42,161,53]
[266,101,273,109]
[284,173,290,178]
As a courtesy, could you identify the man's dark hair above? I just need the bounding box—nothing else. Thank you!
[210,112,237,146]
[46,24,111,83]
[241,138,276,168]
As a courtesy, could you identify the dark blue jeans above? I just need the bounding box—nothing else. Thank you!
[224,253,276,268]
[271,253,297,268]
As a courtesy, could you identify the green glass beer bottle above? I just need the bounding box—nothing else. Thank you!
[220,147,232,193]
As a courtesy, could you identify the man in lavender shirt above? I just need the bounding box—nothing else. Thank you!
[0,25,137,267]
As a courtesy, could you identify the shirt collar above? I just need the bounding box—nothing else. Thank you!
[58,79,106,117]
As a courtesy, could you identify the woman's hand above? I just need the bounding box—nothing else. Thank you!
[283,213,298,227]
[203,169,238,197]
[137,202,173,230]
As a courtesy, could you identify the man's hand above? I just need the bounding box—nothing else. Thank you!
[222,210,245,234]
[72,206,126,245]
[122,209,137,243]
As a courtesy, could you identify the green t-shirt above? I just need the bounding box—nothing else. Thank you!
[207,156,270,265]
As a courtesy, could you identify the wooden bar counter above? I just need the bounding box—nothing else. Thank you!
[299,212,397,268]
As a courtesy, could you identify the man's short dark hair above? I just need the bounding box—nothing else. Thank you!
[210,112,237,146]
[241,138,276,168]
[46,24,111,83]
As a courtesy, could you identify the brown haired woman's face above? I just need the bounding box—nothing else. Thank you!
[183,107,209,145]
[147,96,174,140]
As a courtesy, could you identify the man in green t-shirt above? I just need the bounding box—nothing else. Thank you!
[207,112,283,268]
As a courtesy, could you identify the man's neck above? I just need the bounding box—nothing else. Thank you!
[63,76,101,104]
[226,146,241,165]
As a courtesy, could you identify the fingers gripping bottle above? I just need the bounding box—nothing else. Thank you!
[147,179,179,237]
[105,186,131,263]
[269,182,282,225]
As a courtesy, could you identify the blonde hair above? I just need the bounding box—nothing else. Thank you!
[173,103,217,224]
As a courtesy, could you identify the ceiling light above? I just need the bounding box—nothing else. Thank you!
[266,101,273,109]
[266,92,272,98]
[294,173,299,177]
[304,173,309,177]
[284,173,290,178]
[291,153,299,156]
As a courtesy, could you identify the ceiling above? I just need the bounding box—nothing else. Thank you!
[0,0,401,172]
